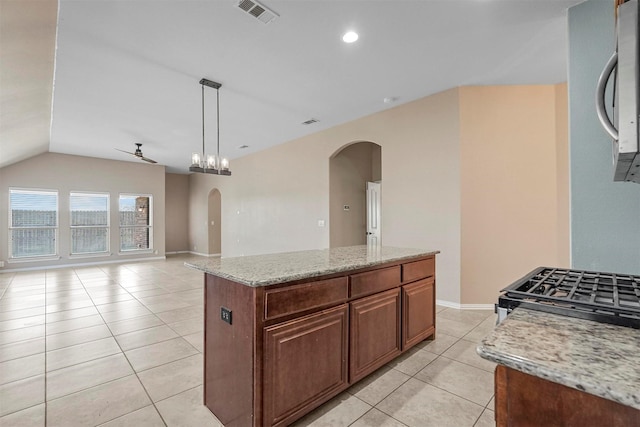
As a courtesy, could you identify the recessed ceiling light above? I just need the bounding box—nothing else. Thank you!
[342,31,358,43]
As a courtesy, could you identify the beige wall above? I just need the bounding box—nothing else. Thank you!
[0,152,166,270]
[189,139,331,258]
[330,142,379,248]
[165,173,189,253]
[459,85,569,305]
[372,145,382,182]
[188,173,217,255]
[188,88,463,303]
[208,189,222,255]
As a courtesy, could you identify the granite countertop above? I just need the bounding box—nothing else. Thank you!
[184,245,439,287]
[477,308,640,410]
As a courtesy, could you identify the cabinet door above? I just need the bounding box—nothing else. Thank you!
[402,278,435,350]
[350,288,401,383]
[263,304,348,427]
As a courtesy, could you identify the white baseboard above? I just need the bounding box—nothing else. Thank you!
[188,251,221,257]
[462,303,495,310]
[166,251,190,255]
[436,299,460,309]
[436,299,494,310]
[0,256,167,273]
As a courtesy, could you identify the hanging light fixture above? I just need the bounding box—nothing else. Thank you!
[189,78,231,176]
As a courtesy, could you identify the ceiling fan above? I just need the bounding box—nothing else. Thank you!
[115,143,158,164]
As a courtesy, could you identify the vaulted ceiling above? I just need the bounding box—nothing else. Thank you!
[1,0,584,173]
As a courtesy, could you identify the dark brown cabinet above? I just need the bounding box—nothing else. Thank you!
[203,254,437,427]
[349,288,401,383]
[263,305,349,427]
[495,365,640,427]
[402,278,435,350]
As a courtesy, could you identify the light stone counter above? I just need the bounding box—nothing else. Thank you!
[477,308,640,410]
[185,245,439,287]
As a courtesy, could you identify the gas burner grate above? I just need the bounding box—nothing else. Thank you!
[499,267,640,328]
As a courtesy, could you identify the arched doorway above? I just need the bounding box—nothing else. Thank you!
[208,189,222,256]
[329,141,382,248]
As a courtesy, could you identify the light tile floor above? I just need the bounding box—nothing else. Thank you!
[0,255,497,427]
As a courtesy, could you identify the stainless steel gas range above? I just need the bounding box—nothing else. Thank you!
[496,266,640,329]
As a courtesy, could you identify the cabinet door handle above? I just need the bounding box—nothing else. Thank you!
[595,51,618,140]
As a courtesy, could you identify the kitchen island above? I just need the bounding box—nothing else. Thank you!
[477,308,640,426]
[186,245,439,427]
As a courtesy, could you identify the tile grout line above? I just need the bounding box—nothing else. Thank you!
[347,332,489,427]
[348,405,409,427]
[106,268,204,350]
[348,372,412,427]
[78,268,170,427]
[100,261,216,424]
[407,354,494,411]
[44,271,51,426]
[436,353,496,374]
[399,333,494,407]
[0,274,16,301]
[0,308,45,420]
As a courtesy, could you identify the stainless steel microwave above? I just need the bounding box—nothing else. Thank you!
[597,0,639,183]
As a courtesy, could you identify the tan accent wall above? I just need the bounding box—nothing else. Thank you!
[165,173,189,253]
[554,83,570,268]
[459,85,569,305]
[0,152,166,270]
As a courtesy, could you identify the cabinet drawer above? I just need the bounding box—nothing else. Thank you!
[402,257,435,283]
[264,277,348,321]
[350,266,401,299]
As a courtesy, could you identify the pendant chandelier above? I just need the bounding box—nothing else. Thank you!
[189,78,231,175]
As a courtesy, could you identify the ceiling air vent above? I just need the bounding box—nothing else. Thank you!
[302,118,319,125]
[237,0,279,24]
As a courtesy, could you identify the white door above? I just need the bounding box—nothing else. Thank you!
[366,182,381,246]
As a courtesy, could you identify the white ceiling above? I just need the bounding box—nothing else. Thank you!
[5,0,585,174]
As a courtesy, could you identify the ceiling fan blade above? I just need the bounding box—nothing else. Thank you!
[115,148,136,156]
[116,146,158,164]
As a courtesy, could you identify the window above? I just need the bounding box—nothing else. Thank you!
[119,195,152,251]
[9,189,58,258]
[70,192,109,255]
